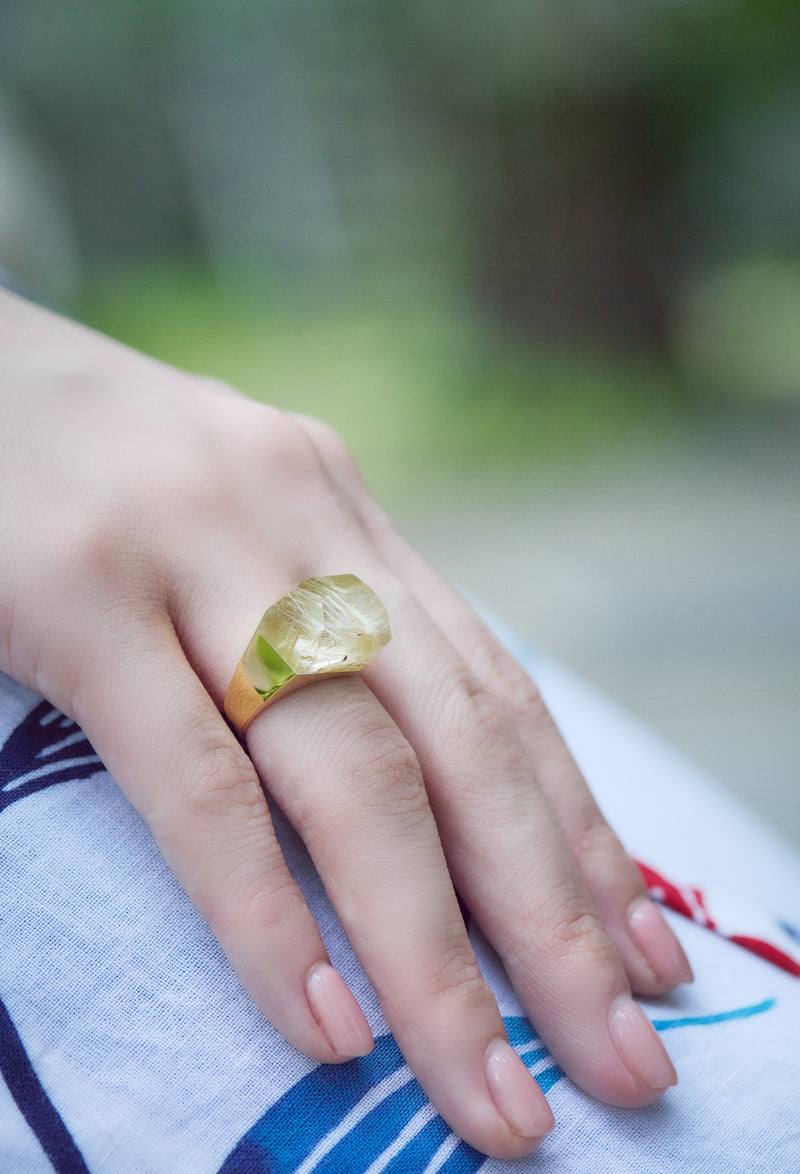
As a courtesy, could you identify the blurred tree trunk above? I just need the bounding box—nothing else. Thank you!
[471,90,682,355]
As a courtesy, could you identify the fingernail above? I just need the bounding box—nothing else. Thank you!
[627,898,694,987]
[484,1039,555,1139]
[305,963,373,1059]
[608,995,678,1091]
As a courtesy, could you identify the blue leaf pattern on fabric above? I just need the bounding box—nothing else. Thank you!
[0,996,91,1174]
[0,701,104,813]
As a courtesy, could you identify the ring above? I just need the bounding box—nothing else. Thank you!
[224,574,391,735]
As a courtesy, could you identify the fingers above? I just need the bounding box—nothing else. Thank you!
[181,564,553,1156]
[299,442,694,999]
[82,605,553,1158]
[286,416,687,1097]
[385,560,693,998]
[75,615,372,1065]
[363,594,678,1107]
[245,677,554,1158]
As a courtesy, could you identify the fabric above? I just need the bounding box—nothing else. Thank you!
[637,861,800,978]
[1,642,799,1173]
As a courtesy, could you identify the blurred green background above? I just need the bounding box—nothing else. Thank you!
[1,0,798,840]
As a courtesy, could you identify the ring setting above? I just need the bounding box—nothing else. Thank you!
[224,574,391,734]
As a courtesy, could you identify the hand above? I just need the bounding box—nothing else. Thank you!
[0,289,691,1160]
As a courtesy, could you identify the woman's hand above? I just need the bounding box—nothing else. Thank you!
[0,289,691,1160]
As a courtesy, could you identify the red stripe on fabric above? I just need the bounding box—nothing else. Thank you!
[637,861,696,921]
[692,887,717,931]
[635,859,799,980]
[728,935,800,977]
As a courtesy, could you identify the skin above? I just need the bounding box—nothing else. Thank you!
[0,289,692,1159]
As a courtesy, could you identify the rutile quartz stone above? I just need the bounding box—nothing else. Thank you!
[241,574,391,703]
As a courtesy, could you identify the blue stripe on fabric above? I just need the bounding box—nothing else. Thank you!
[0,997,90,1173]
[218,1018,556,1174]
[381,1116,453,1173]
[218,997,778,1171]
[218,1033,408,1174]
[530,1065,563,1095]
[315,1079,429,1173]
[385,1117,488,1174]
[435,1138,490,1174]
[653,997,776,1031]
[504,1016,537,1047]
[519,1046,549,1066]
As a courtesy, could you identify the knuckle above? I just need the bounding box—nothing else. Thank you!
[50,516,161,643]
[545,898,611,966]
[445,668,515,748]
[469,693,513,751]
[423,939,487,1005]
[441,668,528,787]
[251,409,330,489]
[158,721,263,827]
[294,414,355,471]
[571,816,642,892]
[222,867,305,941]
[503,669,553,731]
[508,672,549,727]
[471,641,548,725]
[341,725,428,820]
[59,510,128,587]
[285,706,429,834]
[573,814,622,864]
[204,400,332,499]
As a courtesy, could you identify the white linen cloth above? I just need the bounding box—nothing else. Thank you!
[0,641,798,1173]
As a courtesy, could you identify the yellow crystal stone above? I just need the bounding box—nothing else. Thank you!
[240,574,391,704]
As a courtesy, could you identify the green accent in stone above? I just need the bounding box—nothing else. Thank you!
[248,635,295,701]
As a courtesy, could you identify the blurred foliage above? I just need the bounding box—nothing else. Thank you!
[81,263,680,499]
[1,0,800,470]
[677,258,800,402]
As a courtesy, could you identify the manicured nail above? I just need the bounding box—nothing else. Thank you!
[608,995,678,1091]
[627,898,694,987]
[305,963,373,1059]
[484,1039,555,1140]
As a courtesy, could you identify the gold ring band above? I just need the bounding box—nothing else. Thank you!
[224,574,391,735]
